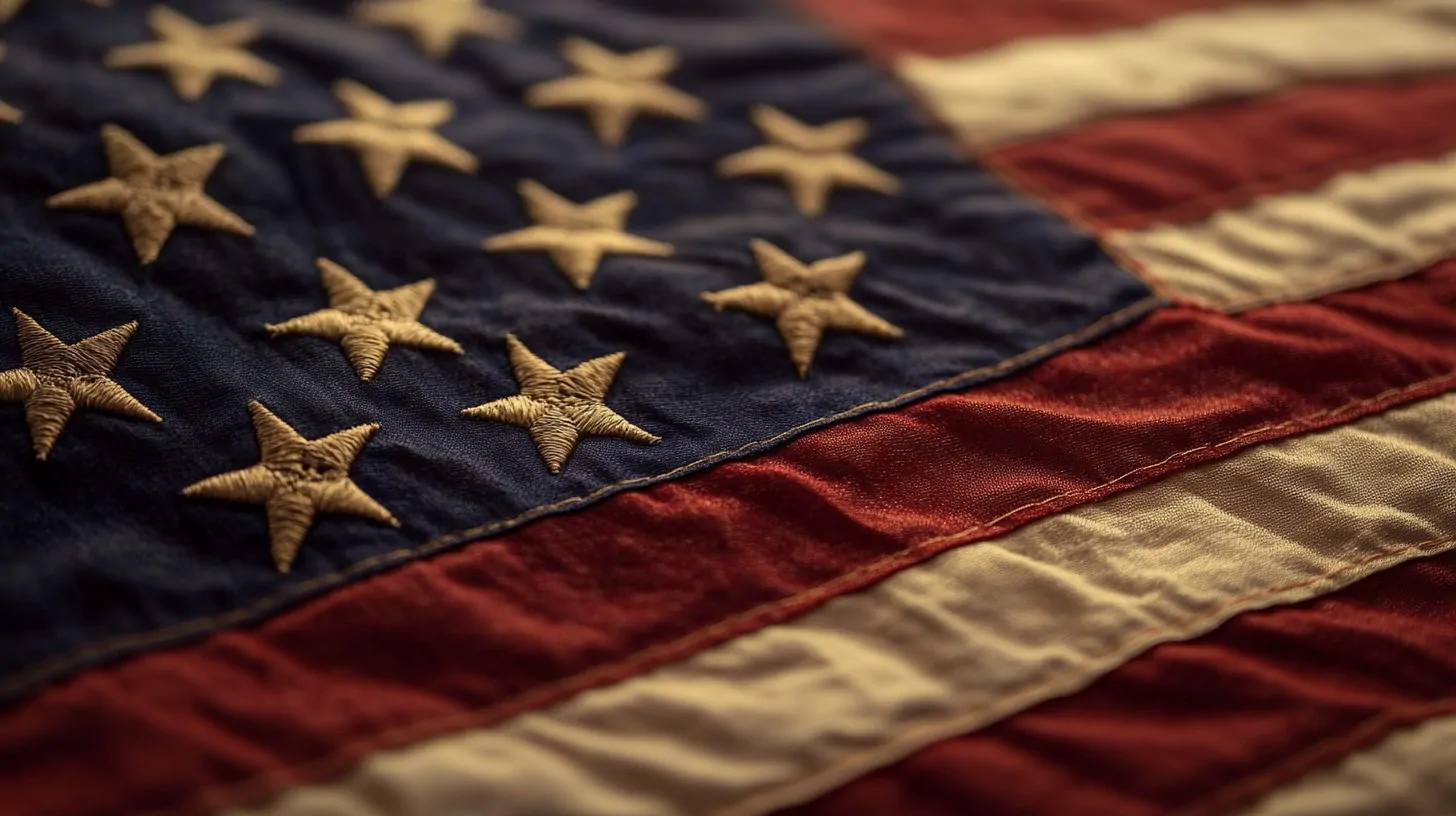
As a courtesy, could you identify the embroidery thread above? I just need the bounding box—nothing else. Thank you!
[703,239,903,377]
[462,333,659,474]
[0,309,160,460]
[182,401,399,574]
[295,79,478,198]
[103,6,281,101]
[718,106,900,216]
[483,180,673,290]
[354,0,519,59]
[266,258,463,382]
[524,37,706,147]
[47,124,255,264]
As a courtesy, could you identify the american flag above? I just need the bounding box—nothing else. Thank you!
[2,0,1455,814]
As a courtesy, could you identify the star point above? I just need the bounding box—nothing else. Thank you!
[0,0,109,23]
[703,239,902,377]
[183,400,398,573]
[266,258,462,382]
[47,124,255,264]
[104,6,282,101]
[524,37,707,146]
[462,334,658,474]
[718,105,900,216]
[484,179,672,290]
[295,79,478,197]
[354,0,519,58]
[0,308,160,460]
[0,44,23,124]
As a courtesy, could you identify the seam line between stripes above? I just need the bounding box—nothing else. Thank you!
[147,371,1456,816]
[0,296,1163,699]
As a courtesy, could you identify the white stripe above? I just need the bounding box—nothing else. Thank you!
[1241,715,1456,816]
[236,392,1456,816]
[898,0,1456,149]
[1107,151,1456,310]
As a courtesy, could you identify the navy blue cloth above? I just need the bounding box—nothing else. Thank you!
[0,0,1156,696]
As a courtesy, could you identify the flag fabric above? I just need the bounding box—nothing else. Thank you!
[0,1,1453,815]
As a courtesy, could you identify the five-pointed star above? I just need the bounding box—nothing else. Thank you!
[183,400,398,573]
[295,79,478,198]
[47,124,256,264]
[104,6,282,101]
[0,309,160,460]
[354,0,519,58]
[703,239,903,378]
[718,106,900,216]
[462,334,658,474]
[524,37,707,147]
[483,179,673,290]
[267,258,462,382]
[0,0,109,24]
[0,45,22,124]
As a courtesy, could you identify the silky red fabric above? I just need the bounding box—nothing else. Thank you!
[5,266,1456,816]
[991,76,1456,230]
[786,552,1456,816]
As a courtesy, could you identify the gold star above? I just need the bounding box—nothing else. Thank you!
[267,258,462,382]
[0,0,109,24]
[354,0,519,59]
[183,400,398,573]
[703,240,903,378]
[462,334,658,474]
[47,124,255,264]
[0,309,160,461]
[295,79,478,198]
[0,45,23,124]
[718,106,900,217]
[483,179,673,290]
[524,37,707,147]
[104,6,282,101]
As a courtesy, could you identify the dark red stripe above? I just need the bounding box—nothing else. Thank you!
[785,550,1456,816]
[988,75,1456,231]
[7,266,1456,816]
[798,0,1261,58]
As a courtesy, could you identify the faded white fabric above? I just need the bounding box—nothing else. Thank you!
[1108,151,1456,310]
[237,393,1456,816]
[898,0,1456,149]
[1242,715,1456,816]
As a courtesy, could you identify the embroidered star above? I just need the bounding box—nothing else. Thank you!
[0,0,108,23]
[483,180,673,290]
[183,400,398,574]
[703,240,903,378]
[354,0,519,59]
[103,6,282,101]
[47,124,255,264]
[0,45,22,124]
[718,106,900,217]
[267,258,462,382]
[0,309,160,461]
[295,79,478,198]
[462,334,658,474]
[524,37,707,147]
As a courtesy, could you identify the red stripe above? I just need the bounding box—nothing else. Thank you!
[988,75,1456,231]
[785,550,1456,816]
[797,0,1258,58]
[7,267,1456,816]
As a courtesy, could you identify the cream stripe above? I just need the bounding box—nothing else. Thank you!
[898,0,1456,149]
[1106,151,1456,310]
[1241,716,1456,816]
[238,393,1456,816]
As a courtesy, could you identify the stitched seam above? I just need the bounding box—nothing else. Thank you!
[1173,699,1456,816]
[0,296,1162,697]
[147,375,1456,816]
[714,535,1456,816]
[1216,246,1456,313]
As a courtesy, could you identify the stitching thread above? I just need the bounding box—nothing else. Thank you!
[716,535,1456,816]
[148,373,1456,816]
[0,296,1162,698]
